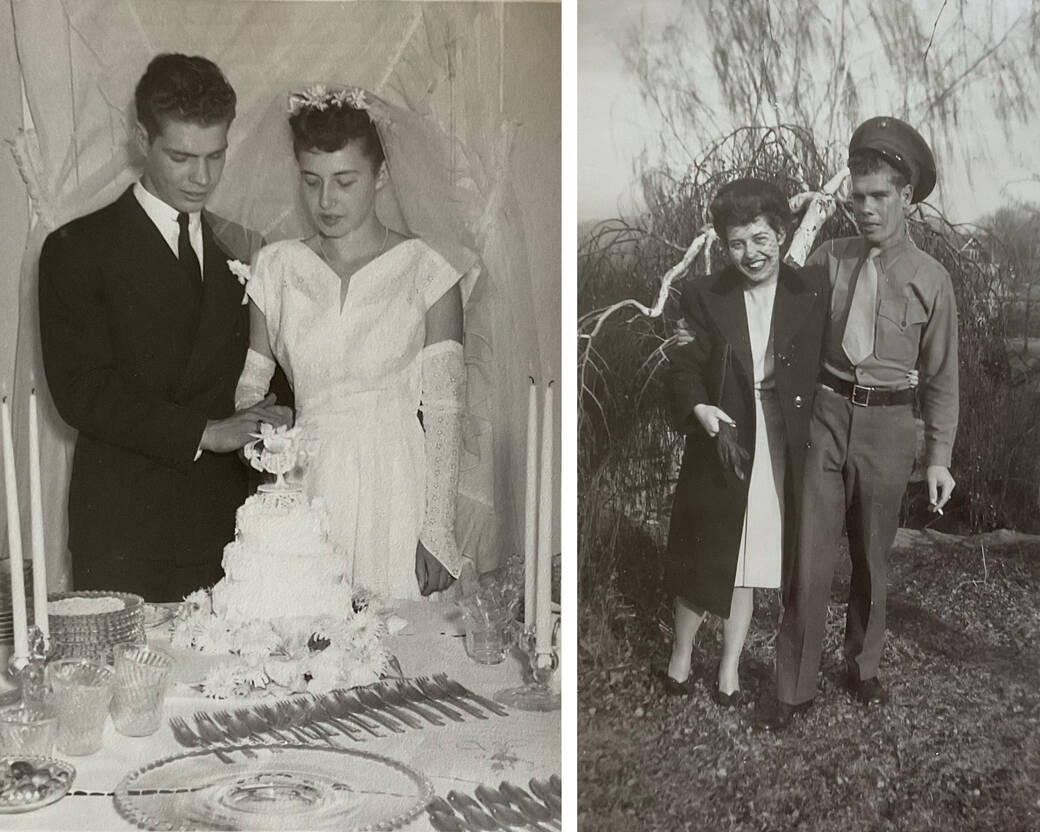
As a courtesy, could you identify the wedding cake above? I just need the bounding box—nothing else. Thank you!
[171,425,393,699]
[210,489,353,621]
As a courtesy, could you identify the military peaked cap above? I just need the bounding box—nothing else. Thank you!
[849,116,936,203]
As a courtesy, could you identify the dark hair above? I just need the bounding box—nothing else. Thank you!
[848,148,910,190]
[289,103,385,168]
[709,178,791,242]
[135,53,236,141]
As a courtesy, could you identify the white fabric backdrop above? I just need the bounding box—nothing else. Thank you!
[0,0,560,592]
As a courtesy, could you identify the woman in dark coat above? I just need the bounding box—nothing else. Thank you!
[663,178,829,704]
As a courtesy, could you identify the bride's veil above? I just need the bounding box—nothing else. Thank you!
[207,85,496,570]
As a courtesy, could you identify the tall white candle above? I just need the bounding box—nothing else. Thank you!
[2,396,29,663]
[28,388,48,639]
[524,377,538,629]
[535,381,554,658]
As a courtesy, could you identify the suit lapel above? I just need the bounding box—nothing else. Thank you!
[115,188,200,315]
[173,213,245,399]
[772,263,820,357]
[703,268,754,381]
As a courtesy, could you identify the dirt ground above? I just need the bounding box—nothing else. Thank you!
[578,530,1040,832]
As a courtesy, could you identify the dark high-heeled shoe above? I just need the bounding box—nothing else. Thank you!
[710,681,743,708]
[658,669,696,697]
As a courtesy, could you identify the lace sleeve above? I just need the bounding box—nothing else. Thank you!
[418,339,466,577]
[234,349,276,410]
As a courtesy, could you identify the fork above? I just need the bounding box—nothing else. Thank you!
[418,676,488,720]
[278,699,339,744]
[333,691,406,734]
[294,697,362,741]
[356,686,423,730]
[377,682,444,726]
[210,710,251,741]
[255,703,313,743]
[434,673,509,717]
[400,680,465,722]
[169,716,234,764]
[195,711,257,758]
[234,707,291,743]
[315,692,383,738]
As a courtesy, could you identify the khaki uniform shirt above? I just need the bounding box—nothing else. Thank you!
[808,233,959,467]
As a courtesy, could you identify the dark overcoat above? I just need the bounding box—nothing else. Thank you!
[665,262,829,617]
[38,187,254,600]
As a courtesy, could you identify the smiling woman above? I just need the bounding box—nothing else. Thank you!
[661,178,829,706]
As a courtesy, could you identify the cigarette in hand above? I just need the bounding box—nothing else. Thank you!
[930,504,944,516]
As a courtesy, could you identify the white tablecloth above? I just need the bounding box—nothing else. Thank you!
[5,601,560,830]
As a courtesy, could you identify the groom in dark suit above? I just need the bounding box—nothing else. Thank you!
[39,54,291,601]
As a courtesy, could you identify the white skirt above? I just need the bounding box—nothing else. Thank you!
[733,388,785,588]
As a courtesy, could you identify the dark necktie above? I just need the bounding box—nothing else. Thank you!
[177,212,203,307]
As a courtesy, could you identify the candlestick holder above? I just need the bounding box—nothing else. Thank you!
[4,625,51,707]
[493,625,560,711]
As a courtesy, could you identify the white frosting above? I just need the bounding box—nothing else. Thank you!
[235,492,330,553]
[209,489,353,622]
[211,569,353,622]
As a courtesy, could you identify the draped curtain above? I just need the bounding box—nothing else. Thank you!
[1,0,559,591]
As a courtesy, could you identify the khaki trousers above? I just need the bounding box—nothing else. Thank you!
[776,384,918,705]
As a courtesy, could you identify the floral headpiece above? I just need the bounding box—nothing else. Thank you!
[287,85,368,116]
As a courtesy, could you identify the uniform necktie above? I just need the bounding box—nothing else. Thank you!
[842,247,881,365]
[177,212,203,306]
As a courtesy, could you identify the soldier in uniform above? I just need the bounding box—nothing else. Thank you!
[763,116,959,729]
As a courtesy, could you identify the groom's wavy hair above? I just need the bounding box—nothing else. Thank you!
[289,102,385,170]
[135,53,237,142]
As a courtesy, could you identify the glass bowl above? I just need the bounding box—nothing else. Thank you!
[0,704,58,756]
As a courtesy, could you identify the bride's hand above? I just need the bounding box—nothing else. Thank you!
[692,403,736,437]
[415,543,456,596]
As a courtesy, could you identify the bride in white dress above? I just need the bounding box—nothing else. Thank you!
[233,86,471,600]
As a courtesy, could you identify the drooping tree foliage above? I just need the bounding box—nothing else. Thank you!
[577,124,1040,667]
[578,0,1040,668]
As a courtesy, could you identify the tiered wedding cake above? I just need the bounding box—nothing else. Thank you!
[210,489,353,621]
[171,425,392,698]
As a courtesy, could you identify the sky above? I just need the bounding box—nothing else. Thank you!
[578,0,1040,226]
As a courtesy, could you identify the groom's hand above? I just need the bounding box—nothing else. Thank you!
[415,543,456,596]
[200,394,294,453]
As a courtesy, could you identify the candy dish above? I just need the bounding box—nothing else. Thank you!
[0,756,75,813]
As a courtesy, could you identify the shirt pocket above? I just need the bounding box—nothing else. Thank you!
[875,296,929,363]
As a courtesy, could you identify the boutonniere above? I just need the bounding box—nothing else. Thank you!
[227,259,251,305]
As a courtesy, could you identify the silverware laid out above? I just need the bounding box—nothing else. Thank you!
[425,777,562,832]
[168,675,508,749]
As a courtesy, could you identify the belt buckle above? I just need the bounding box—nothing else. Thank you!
[851,384,872,407]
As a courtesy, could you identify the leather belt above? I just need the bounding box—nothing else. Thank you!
[819,369,915,407]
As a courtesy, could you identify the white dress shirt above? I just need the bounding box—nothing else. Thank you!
[133,181,205,278]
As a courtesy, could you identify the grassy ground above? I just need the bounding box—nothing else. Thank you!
[578,531,1040,832]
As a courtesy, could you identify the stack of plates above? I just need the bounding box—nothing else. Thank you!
[48,591,145,662]
[0,561,35,646]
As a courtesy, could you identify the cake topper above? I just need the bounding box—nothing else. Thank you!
[244,423,307,489]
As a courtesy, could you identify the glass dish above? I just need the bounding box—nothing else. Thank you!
[0,704,59,756]
[47,591,146,662]
[114,743,433,831]
[0,756,75,813]
[143,604,177,630]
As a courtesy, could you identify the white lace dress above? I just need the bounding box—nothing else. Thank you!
[247,238,464,600]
